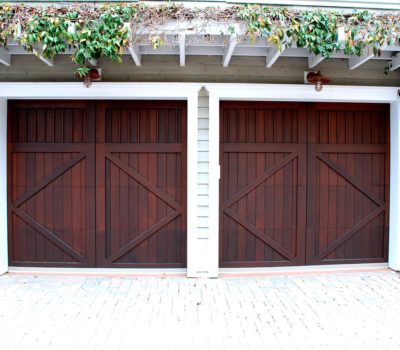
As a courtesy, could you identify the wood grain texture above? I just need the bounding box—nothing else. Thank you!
[306,103,390,264]
[220,101,389,267]
[0,55,399,86]
[8,100,187,268]
[96,101,187,268]
[220,102,307,267]
[8,101,96,267]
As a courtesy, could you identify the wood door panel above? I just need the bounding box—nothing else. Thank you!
[220,102,307,267]
[96,102,187,268]
[10,216,79,265]
[8,101,96,267]
[306,147,389,264]
[20,156,89,259]
[103,154,181,265]
[308,103,389,145]
[221,150,306,266]
[306,103,389,264]
[9,100,187,268]
[220,101,389,267]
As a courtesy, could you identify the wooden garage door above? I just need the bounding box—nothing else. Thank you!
[8,101,96,267]
[220,102,308,267]
[8,100,187,268]
[220,101,389,267]
[95,101,187,267]
[306,103,389,264]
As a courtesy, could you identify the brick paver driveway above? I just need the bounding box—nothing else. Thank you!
[1,270,400,350]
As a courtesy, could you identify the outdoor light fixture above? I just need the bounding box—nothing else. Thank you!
[81,68,101,88]
[306,70,331,92]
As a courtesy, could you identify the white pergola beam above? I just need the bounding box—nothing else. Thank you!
[266,46,284,68]
[125,22,141,66]
[349,52,373,70]
[87,58,98,66]
[0,48,10,66]
[349,45,386,70]
[179,34,186,67]
[128,45,141,66]
[222,35,237,67]
[308,54,325,69]
[32,47,54,66]
[389,54,400,71]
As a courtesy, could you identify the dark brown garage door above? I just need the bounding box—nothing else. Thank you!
[220,102,389,267]
[8,100,187,268]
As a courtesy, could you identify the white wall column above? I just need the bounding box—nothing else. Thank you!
[0,98,8,275]
[187,88,221,278]
[389,102,400,271]
[207,91,220,277]
[186,92,200,277]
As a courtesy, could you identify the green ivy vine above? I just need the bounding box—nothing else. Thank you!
[0,2,399,77]
[238,6,400,58]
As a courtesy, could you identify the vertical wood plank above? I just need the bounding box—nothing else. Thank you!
[85,102,96,266]
[119,152,130,264]
[95,102,107,266]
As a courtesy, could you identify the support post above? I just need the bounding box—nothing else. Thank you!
[179,34,186,67]
[222,35,237,67]
[127,45,141,66]
[389,101,400,271]
[389,53,400,71]
[0,98,7,275]
[186,92,199,277]
[308,54,325,69]
[266,46,284,68]
[0,48,11,66]
[207,91,220,278]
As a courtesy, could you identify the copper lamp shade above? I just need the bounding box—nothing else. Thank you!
[306,70,331,92]
[83,68,101,88]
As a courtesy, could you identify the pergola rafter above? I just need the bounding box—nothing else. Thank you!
[1,33,399,71]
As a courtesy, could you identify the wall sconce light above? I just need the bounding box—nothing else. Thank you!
[79,68,101,88]
[305,70,331,92]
